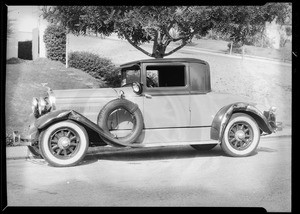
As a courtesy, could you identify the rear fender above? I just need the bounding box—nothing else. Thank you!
[34,110,126,147]
[211,102,274,141]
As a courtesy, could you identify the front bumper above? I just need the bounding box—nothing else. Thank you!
[23,123,39,145]
[263,109,282,133]
[275,121,283,132]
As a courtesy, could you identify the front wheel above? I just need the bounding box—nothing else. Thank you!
[39,120,89,167]
[221,113,260,157]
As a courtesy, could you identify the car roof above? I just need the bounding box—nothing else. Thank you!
[120,58,208,67]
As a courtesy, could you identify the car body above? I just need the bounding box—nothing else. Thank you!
[27,58,281,167]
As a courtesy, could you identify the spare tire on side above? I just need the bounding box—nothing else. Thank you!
[97,99,144,146]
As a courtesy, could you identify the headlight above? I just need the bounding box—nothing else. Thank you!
[48,89,56,110]
[31,87,56,118]
[38,97,47,115]
[32,97,39,117]
[32,96,54,118]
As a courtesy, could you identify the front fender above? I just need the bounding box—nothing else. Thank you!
[210,102,274,141]
[31,109,128,147]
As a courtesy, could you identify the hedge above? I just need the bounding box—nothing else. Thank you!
[43,25,66,63]
[68,51,121,87]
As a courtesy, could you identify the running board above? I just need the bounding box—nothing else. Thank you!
[129,140,219,148]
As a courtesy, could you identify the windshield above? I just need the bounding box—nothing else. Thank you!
[121,65,141,87]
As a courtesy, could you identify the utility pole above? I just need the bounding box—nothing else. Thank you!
[66,28,69,68]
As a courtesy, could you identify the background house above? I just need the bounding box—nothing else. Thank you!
[7,6,47,59]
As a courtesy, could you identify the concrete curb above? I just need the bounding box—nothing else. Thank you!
[6,128,291,160]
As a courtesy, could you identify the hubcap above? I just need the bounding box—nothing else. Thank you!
[49,128,80,159]
[58,137,71,148]
[228,122,253,150]
[235,130,246,141]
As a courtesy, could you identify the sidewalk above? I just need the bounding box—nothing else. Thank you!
[6,127,291,160]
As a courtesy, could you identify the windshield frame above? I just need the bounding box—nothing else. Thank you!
[120,64,141,87]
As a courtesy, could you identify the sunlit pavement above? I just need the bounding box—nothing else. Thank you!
[6,137,291,211]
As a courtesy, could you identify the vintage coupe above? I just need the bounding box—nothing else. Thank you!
[27,58,280,167]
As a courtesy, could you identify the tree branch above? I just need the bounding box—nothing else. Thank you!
[163,40,188,57]
[122,30,153,57]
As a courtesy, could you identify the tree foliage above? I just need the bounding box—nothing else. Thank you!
[210,3,291,45]
[42,6,214,58]
[42,4,291,58]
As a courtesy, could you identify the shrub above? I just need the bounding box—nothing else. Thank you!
[68,51,121,87]
[43,25,66,63]
[6,57,25,64]
[6,133,14,146]
[18,40,32,60]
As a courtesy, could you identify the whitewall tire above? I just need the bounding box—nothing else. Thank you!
[39,120,89,167]
[221,113,260,157]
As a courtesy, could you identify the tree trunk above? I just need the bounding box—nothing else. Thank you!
[229,41,233,55]
[152,44,167,58]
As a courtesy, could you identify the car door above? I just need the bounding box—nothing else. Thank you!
[142,62,190,129]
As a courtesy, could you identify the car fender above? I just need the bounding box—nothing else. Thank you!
[32,109,128,147]
[210,102,274,141]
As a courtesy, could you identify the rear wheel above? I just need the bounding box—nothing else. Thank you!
[221,113,260,157]
[39,121,89,167]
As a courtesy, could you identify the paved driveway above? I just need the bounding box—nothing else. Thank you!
[6,136,291,211]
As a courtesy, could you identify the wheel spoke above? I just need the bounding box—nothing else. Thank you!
[63,149,67,156]
[52,145,59,150]
[70,136,77,142]
[57,149,62,155]
[51,138,58,143]
[66,131,71,137]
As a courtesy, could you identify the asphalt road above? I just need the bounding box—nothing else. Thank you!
[6,136,291,211]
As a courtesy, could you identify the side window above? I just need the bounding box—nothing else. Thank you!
[146,65,186,88]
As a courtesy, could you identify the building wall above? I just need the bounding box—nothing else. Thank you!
[38,17,48,58]
[7,6,48,59]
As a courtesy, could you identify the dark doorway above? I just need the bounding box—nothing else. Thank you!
[18,40,32,60]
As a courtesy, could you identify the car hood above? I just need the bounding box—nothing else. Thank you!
[52,87,137,99]
[53,88,118,99]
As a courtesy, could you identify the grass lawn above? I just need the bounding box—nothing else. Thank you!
[5,58,104,134]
